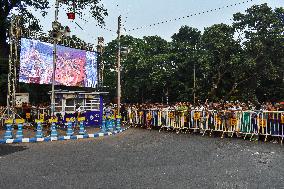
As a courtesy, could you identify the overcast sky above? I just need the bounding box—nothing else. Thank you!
[34,0,283,45]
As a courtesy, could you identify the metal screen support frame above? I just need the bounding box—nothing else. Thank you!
[6,15,21,121]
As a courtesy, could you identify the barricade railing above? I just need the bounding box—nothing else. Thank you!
[125,108,284,144]
[0,115,125,142]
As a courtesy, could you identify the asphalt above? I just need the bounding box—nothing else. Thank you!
[0,127,283,189]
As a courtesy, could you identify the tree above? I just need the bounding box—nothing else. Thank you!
[103,35,171,103]
[170,26,201,102]
[199,23,242,100]
[233,3,284,102]
[102,4,283,104]
[0,0,108,60]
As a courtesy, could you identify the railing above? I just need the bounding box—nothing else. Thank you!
[0,114,124,143]
[124,108,284,144]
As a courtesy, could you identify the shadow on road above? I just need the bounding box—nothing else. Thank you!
[0,145,28,157]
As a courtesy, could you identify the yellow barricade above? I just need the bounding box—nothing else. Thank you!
[66,117,76,122]
[258,118,267,127]
[4,119,13,124]
[15,118,25,124]
[168,112,174,119]
[49,118,58,123]
[26,113,31,119]
[35,119,44,123]
[230,118,237,126]
[193,112,201,120]
[40,114,45,120]
[78,117,86,122]
[281,115,284,124]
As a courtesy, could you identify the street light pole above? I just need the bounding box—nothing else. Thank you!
[193,61,196,105]
[193,44,197,105]
[117,15,121,116]
[51,0,59,116]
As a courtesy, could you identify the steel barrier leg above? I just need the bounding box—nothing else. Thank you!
[66,121,74,136]
[4,124,13,139]
[108,118,114,132]
[16,123,23,139]
[36,122,43,138]
[79,121,86,135]
[116,117,121,130]
[50,123,58,138]
[101,118,106,133]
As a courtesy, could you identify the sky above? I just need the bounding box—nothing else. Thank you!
[34,0,284,45]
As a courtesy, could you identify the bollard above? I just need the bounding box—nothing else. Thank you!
[36,122,43,138]
[101,117,106,133]
[16,123,24,139]
[66,121,74,136]
[112,118,116,131]
[50,123,58,137]
[108,117,114,132]
[79,121,86,135]
[116,117,121,130]
[105,118,109,131]
[4,124,13,139]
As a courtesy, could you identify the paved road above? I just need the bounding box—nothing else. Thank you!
[0,128,283,189]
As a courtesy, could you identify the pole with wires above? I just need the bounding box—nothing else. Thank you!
[51,0,59,117]
[117,15,121,116]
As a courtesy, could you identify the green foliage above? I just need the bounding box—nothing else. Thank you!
[104,4,283,103]
[0,2,282,104]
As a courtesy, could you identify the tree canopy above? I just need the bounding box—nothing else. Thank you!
[103,3,284,104]
[0,3,283,105]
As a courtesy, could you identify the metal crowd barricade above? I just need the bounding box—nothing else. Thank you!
[127,107,284,144]
[159,109,173,131]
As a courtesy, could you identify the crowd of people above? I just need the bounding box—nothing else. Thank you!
[1,100,284,143]
[120,100,284,114]
[118,100,284,143]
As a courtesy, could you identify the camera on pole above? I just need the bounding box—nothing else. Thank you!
[121,47,130,54]
[51,21,62,41]
[63,26,71,37]
[50,21,71,41]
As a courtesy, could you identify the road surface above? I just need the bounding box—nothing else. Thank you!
[0,128,283,189]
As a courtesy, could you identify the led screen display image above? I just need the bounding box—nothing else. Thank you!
[19,38,97,88]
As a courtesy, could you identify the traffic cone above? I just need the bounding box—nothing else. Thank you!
[4,124,13,139]
[79,121,86,135]
[16,123,23,139]
[36,122,43,138]
[66,121,73,136]
[50,123,58,137]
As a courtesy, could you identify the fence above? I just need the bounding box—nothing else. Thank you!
[123,108,284,144]
[0,115,125,143]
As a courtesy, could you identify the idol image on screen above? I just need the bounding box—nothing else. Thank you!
[55,45,86,87]
[19,38,98,88]
[19,38,53,84]
[85,51,98,88]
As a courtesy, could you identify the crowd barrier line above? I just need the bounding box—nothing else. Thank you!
[123,109,284,144]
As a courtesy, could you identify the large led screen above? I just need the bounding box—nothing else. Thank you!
[19,38,97,88]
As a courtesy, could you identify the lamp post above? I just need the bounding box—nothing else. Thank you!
[51,0,70,116]
[117,15,121,116]
[193,44,197,105]
[51,0,59,116]
[97,37,105,87]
